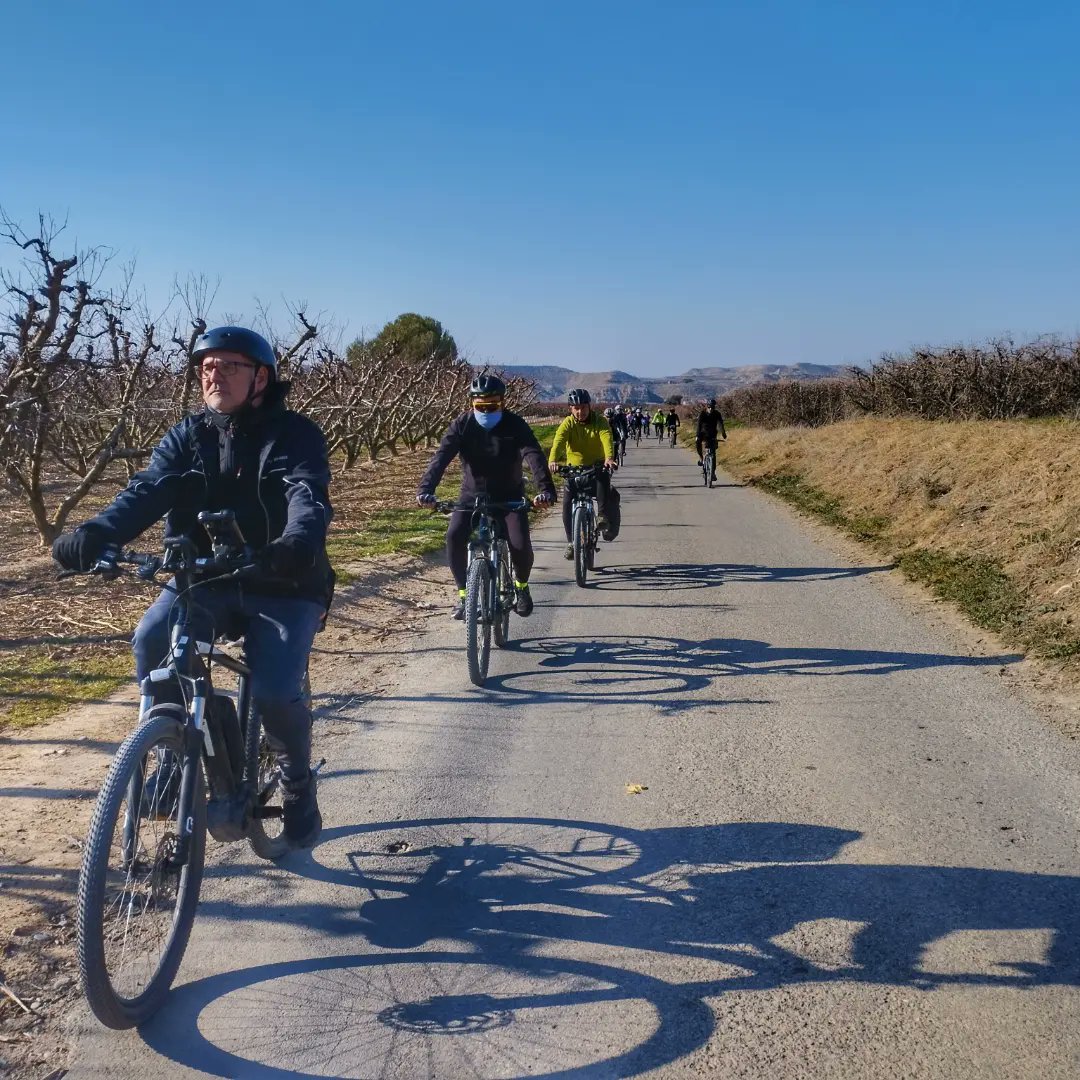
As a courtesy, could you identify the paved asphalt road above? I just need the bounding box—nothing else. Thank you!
[69,438,1080,1078]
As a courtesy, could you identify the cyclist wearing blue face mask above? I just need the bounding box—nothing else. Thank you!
[417,374,557,619]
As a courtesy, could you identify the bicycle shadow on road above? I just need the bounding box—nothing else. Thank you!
[147,814,1080,1078]
[466,634,1019,712]
[587,562,894,592]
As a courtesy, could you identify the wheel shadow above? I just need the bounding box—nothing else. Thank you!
[589,562,894,592]
[141,815,1080,1077]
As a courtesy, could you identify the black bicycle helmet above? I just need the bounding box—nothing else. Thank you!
[568,388,591,405]
[708,398,717,408]
[470,373,506,398]
[192,326,277,379]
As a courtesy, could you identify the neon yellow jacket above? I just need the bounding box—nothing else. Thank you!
[652,409,665,425]
[549,412,614,466]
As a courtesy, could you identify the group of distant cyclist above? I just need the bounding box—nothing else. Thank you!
[49,322,728,854]
[417,378,728,618]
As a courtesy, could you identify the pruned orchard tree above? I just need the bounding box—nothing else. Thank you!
[1,215,540,539]
[0,213,153,543]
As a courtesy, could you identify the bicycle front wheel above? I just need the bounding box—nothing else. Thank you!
[77,705,206,1029]
[465,558,492,686]
[492,541,513,649]
[572,505,589,588]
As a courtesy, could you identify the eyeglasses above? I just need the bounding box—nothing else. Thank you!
[198,358,256,378]
[472,399,503,413]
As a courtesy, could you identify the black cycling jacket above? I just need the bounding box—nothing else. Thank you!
[696,408,728,442]
[82,382,334,607]
[418,410,557,502]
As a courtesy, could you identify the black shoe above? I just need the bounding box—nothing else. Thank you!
[514,584,533,617]
[282,771,322,849]
[451,597,465,620]
[140,750,181,820]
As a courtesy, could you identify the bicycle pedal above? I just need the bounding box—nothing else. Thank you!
[311,758,327,776]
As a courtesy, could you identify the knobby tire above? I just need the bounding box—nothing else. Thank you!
[493,540,513,649]
[573,505,589,588]
[466,558,492,685]
[77,705,206,1029]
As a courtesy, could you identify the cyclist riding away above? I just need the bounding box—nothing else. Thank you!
[51,326,334,850]
[417,374,556,619]
[550,389,618,558]
[696,398,728,481]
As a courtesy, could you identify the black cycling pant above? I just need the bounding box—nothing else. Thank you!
[447,509,532,589]
[561,473,611,541]
[133,585,323,781]
[696,437,719,475]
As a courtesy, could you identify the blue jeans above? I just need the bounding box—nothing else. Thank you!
[132,584,325,780]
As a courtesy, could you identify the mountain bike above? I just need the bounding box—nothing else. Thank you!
[615,437,627,468]
[634,424,642,447]
[655,424,665,444]
[68,510,311,1029]
[556,464,608,588]
[436,496,530,687]
[701,443,715,488]
[668,427,679,448]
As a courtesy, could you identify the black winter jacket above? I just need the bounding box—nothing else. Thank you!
[83,385,334,607]
[417,411,556,503]
[696,407,727,442]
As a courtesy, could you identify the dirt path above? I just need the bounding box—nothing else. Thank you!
[0,552,452,1080]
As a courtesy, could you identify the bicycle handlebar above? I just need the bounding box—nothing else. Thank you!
[553,463,611,477]
[432,497,532,515]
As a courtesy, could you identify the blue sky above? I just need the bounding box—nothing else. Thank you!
[3,1,1080,373]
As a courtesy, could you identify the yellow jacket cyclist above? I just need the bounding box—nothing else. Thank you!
[549,388,618,559]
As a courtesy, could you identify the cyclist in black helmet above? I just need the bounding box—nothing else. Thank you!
[417,374,556,619]
[695,398,728,481]
[51,326,334,850]
[549,389,618,555]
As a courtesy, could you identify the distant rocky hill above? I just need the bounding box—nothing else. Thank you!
[504,362,847,403]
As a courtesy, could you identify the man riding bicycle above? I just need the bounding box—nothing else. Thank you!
[51,326,333,850]
[612,405,629,459]
[550,389,618,558]
[652,408,665,439]
[416,374,556,620]
[665,408,680,443]
[695,398,728,480]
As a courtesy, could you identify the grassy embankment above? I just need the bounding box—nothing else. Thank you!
[717,418,1080,663]
[1,422,562,729]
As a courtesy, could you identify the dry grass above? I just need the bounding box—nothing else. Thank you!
[719,417,1080,663]
[0,445,463,729]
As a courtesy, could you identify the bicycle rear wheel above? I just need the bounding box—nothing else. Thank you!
[77,705,206,1029]
[247,730,289,860]
[572,505,589,588]
[465,558,492,685]
[493,540,513,649]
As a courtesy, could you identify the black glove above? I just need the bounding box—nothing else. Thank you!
[259,537,314,578]
[51,526,110,572]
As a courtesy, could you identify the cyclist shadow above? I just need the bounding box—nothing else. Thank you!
[479,635,1018,711]
[590,562,893,591]
[150,816,1080,1077]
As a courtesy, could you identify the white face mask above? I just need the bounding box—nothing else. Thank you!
[474,408,503,429]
